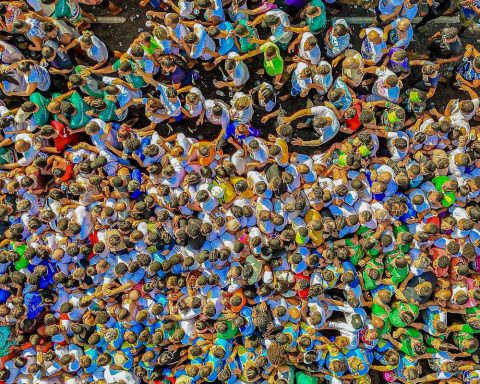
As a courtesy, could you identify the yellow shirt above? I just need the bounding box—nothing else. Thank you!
[230,176,255,198]
[216,179,236,204]
[276,138,289,166]
[305,209,323,246]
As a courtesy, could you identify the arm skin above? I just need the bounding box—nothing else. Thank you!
[53,90,75,103]
[459,84,479,100]
[284,108,313,124]
[235,47,262,61]
[60,39,80,53]
[251,14,267,26]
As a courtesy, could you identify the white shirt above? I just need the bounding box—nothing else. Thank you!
[205,99,230,128]
[299,32,321,65]
[227,52,250,87]
[387,131,409,161]
[310,106,340,143]
[0,40,24,64]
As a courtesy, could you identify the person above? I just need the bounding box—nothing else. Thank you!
[325,19,351,58]
[233,41,284,84]
[360,27,388,65]
[456,44,480,88]
[283,103,341,145]
[61,30,110,69]
[383,17,413,49]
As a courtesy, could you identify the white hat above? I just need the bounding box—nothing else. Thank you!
[211,186,224,199]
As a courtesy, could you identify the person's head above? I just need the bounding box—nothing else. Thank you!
[305,5,321,18]
[185,32,199,45]
[13,20,29,33]
[304,36,318,51]
[424,65,437,80]
[441,26,458,40]
[265,45,278,61]
[385,75,399,88]
[367,29,382,44]
[79,31,95,49]
[333,22,348,37]
[397,18,411,32]
[263,14,280,27]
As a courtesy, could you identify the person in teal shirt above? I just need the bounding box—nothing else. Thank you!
[304,1,327,34]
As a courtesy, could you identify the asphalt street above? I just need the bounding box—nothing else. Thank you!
[87,0,477,150]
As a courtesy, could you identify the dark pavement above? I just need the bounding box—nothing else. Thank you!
[88,0,477,152]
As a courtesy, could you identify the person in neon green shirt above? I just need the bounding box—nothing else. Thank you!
[389,301,420,328]
[384,253,409,285]
[432,175,457,207]
[234,41,284,83]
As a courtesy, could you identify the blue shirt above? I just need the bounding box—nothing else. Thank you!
[458,59,480,81]
[332,78,353,111]
[217,22,237,55]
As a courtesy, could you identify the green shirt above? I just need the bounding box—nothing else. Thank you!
[385,253,409,284]
[345,238,364,266]
[307,0,327,32]
[12,242,28,270]
[362,258,383,290]
[389,302,419,328]
[399,328,423,356]
[68,91,91,129]
[53,0,73,19]
[260,42,284,76]
[216,320,238,340]
[453,330,478,353]
[74,65,105,98]
[371,304,391,336]
[296,371,318,384]
[392,223,411,252]
[29,92,50,126]
[238,19,258,53]
[99,97,120,122]
[112,60,146,89]
[432,175,455,207]
[143,38,159,55]
[0,147,17,165]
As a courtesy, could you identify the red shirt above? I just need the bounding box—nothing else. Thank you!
[431,248,449,278]
[58,163,74,183]
[345,103,362,132]
[51,120,82,152]
[295,272,310,299]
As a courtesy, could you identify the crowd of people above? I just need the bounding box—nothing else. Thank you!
[0,0,479,383]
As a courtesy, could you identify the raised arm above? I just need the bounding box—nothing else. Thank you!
[284,108,313,124]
